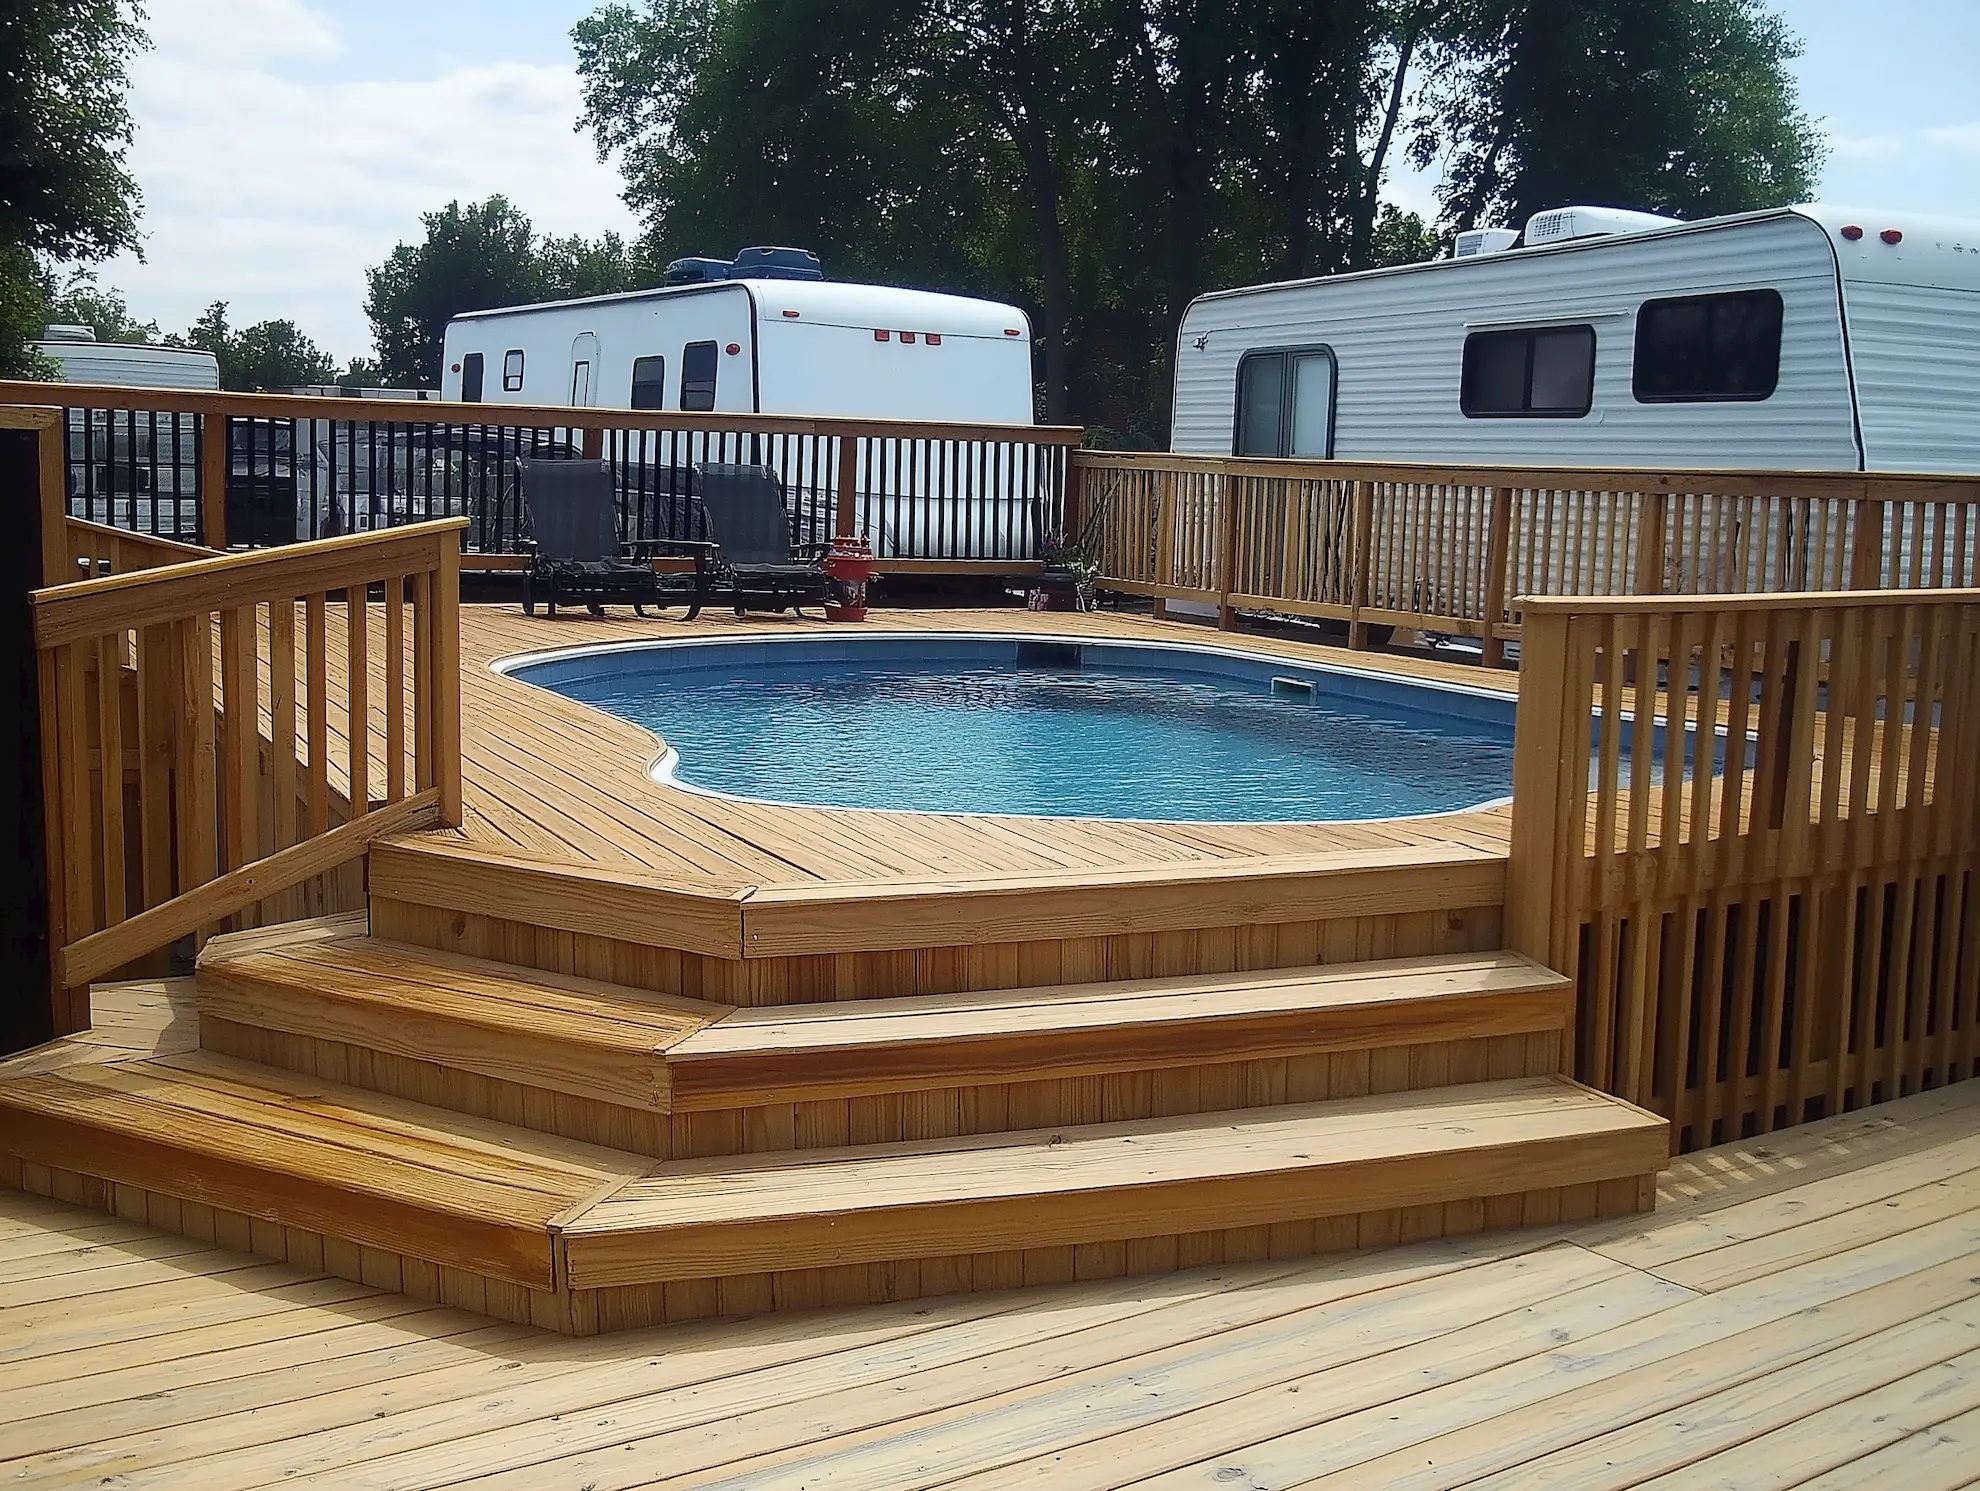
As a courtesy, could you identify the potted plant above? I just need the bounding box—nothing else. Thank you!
[1032,532,1099,612]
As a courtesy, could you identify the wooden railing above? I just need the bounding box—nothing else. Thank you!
[1074,453,1980,662]
[1506,588,1980,1151]
[62,516,215,582]
[31,519,464,1029]
[2,382,1083,570]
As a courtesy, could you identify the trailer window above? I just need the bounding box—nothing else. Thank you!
[460,352,484,402]
[502,349,525,392]
[1233,348,1336,457]
[1633,289,1783,403]
[680,341,719,411]
[631,355,667,410]
[1461,325,1595,417]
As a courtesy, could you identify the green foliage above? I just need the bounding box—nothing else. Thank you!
[336,356,386,388]
[574,0,1822,439]
[168,302,337,391]
[1426,0,1824,229]
[362,197,662,386]
[44,270,160,344]
[0,0,148,374]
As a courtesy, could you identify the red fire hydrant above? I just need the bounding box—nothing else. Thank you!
[822,534,879,621]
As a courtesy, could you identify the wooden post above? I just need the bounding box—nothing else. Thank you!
[433,524,463,827]
[580,424,604,461]
[1481,486,1511,669]
[1216,471,1242,631]
[1850,500,1886,591]
[1633,490,1669,596]
[201,412,229,551]
[1347,480,1375,649]
[1062,451,1085,544]
[1505,607,1576,966]
[834,433,858,540]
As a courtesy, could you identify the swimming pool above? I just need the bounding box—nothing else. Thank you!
[504,634,1518,824]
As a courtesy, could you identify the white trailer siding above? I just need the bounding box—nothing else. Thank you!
[1842,282,1980,473]
[36,341,220,390]
[1172,212,1862,469]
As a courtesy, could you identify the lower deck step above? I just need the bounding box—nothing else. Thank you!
[0,1051,646,1293]
[560,1076,1667,1292]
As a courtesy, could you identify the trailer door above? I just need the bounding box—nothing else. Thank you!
[1234,346,1336,458]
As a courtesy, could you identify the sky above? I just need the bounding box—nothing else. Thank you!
[90,0,1980,370]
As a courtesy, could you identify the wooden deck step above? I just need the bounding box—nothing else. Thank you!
[665,952,1573,1111]
[0,1051,647,1292]
[196,916,729,1113]
[560,1076,1668,1291]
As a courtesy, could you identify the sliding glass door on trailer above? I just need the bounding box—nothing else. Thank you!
[1235,348,1336,459]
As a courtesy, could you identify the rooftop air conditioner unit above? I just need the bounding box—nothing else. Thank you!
[39,324,96,342]
[1524,205,1681,246]
[1454,227,1520,259]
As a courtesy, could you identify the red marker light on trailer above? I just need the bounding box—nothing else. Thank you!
[1003,328,1022,337]
[1881,229,1904,245]
[1840,224,1864,241]
[781,309,800,318]
[874,329,890,342]
[900,331,917,344]
[725,342,740,355]
[926,333,941,346]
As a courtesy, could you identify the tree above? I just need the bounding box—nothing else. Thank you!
[43,271,159,344]
[170,302,336,391]
[0,0,147,375]
[361,199,660,386]
[336,356,386,388]
[1427,0,1824,230]
[574,0,1822,440]
[363,197,546,387]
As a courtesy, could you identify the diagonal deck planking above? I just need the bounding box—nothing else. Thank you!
[277,601,1518,887]
[4,1073,1979,1487]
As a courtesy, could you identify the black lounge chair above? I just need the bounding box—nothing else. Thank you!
[679,462,833,619]
[517,459,671,617]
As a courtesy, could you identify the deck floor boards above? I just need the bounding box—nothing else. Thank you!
[4,1077,1976,1487]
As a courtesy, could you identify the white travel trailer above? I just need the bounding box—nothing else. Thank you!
[438,260,1041,558]
[1172,204,1980,474]
[439,276,1034,425]
[33,325,220,391]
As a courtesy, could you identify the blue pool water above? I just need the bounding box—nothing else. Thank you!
[509,636,1517,823]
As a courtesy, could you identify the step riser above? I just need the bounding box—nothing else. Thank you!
[4,1155,561,1330]
[555,1178,1656,1333]
[669,1031,1566,1159]
[370,896,1507,1007]
[202,999,1563,1162]
[667,987,1571,1112]
[564,1125,1666,1291]
[200,1015,678,1158]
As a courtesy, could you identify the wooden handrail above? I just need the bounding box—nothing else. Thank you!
[1520,584,1980,614]
[32,517,465,1027]
[1076,452,1980,661]
[0,380,1085,446]
[1072,449,1980,499]
[34,520,465,645]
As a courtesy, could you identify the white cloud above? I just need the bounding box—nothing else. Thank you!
[1829,132,1907,162]
[96,0,636,367]
[1920,121,1980,155]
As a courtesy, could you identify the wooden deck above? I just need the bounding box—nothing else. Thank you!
[5,991,1977,1489]
[433,605,1515,886]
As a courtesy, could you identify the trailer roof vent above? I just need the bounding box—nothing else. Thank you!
[729,246,824,282]
[39,323,96,342]
[1454,227,1520,259]
[1524,205,1680,246]
[663,257,732,286]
